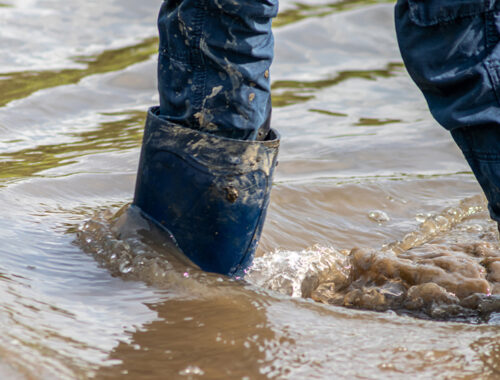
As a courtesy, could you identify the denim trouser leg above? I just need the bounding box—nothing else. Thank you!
[395,0,500,222]
[451,126,500,221]
[157,0,278,140]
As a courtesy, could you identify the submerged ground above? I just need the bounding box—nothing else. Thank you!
[0,0,499,378]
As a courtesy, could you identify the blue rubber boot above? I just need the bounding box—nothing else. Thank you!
[132,107,280,276]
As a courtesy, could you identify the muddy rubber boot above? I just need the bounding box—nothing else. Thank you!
[132,107,280,276]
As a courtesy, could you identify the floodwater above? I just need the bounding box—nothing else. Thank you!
[0,0,499,378]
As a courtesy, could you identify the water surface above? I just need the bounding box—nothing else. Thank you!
[0,0,499,379]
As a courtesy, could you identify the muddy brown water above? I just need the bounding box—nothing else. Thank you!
[0,0,499,378]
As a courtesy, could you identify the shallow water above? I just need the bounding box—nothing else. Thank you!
[1,0,499,379]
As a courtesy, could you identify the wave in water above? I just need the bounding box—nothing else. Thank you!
[76,196,500,323]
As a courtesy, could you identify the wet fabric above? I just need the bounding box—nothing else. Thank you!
[157,0,278,140]
[451,126,500,222]
[395,0,500,222]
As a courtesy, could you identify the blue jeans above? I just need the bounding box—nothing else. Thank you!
[395,0,500,222]
[157,0,278,140]
[157,0,500,222]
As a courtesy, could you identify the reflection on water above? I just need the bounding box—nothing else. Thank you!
[272,62,404,107]
[309,108,348,117]
[355,117,401,126]
[0,38,157,108]
[1,0,500,379]
[0,111,144,181]
[0,0,359,109]
[274,0,393,27]
[96,295,276,379]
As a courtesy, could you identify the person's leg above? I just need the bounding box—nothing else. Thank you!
[450,126,500,223]
[395,0,500,224]
[133,0,280,276]
[157,0,277,140]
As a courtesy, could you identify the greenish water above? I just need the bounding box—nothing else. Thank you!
[271,62,404,107]
[273,0,394,27]
[0,38,158,108]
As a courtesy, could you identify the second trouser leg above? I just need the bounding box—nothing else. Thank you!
[450,126,500,222]
[157,0,278,140]
[395,0,500,222]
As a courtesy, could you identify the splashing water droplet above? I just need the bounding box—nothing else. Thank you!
[179,365,204,376]
[368,210,390,223]
[119,261,132,274]
[415,213,427,223]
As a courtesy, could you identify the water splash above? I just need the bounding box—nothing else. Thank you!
[248,196,500,323]
[75,205,200,289]
[76,196,500,323]
[246,245,350,298]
